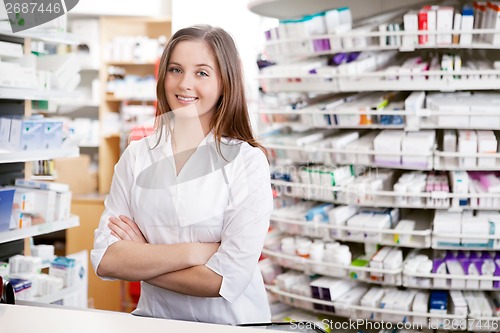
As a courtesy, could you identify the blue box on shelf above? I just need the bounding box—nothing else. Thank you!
[0,188,15,232]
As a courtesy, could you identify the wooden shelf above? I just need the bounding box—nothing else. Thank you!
[98,17,171,194]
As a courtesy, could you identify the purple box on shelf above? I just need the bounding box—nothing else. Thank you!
[312,38,331,52]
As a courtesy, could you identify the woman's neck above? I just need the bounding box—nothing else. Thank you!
[171,114,211,153]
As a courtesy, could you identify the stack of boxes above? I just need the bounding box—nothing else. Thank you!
[0,116,63,151]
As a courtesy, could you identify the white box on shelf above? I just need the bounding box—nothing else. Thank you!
[373,130,405,166]
[401,130,435,169]
[458,130,477,168]
[436,7,454,45]
[42,119,63,150]
[470,104,500,129]
[423,7,437,45]
[0,62,38,89]
[461,214,490,246]
[452,12,462,44]
[404,91,425,130]
[32,189,57,223]
[446,260,466,289]
[335,286,368,317]
[433,211,462,246]
[328,205,358,239]
[346,213,372,241]
[460,6,474,46]
[370,246,392,281]
[443,130,457,168]
[9,118,44,151]
[476,130,497,167]
[55,191,72,221]
[412,291,430,325]
[403,10,419,47]
[0,118,11,149]
[0,41,23,58]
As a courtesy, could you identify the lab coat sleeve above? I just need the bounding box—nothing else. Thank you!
[90,140,137,278]
[205,145,272,303]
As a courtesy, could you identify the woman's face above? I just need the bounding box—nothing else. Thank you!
[165,40,222,123]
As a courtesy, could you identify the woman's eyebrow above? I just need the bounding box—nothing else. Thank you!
[169,61,214,70]
[196,63,214,70]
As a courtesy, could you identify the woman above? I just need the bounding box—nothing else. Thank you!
[91,25,273,325]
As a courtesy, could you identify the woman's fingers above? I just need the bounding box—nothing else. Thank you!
[119,215,147,243]
[107,215,147,243]
[108,217,132,241]
[119,215,143,238]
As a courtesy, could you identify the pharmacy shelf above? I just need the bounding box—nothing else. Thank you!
[257,108,412,116]
[79,144,99,148]
[265,143,433,171]
[433,151,500,171]
[271,215,432,248]
[258,108,500,131]
[0,215,79,244]
[0,146,79,163]
[264,29,500,59]
[432,231,500,251]
[30,285,79,304]
[30,175,56,181]
[403,271,500,291]
[271,180,500,200]
[263,248,401,286]
[0,87,80,101]
[272,179,500,209]
[266,144,500,171]
[265,284,467,329]
[259,69,500,80]
[266,247,500,291]
[0,30,79,45]
[248,0,342,19]
[261,77,500,93]
[262,121,405,130]
[258,107,500,119]
[54,100,100,108]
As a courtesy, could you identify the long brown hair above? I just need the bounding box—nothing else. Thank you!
[155,24,265,156]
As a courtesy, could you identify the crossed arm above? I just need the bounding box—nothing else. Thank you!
[96,215,223,297]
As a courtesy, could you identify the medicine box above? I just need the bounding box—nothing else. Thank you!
[9,118,44,151]
[0,188,15,232]
[42,119,63,149]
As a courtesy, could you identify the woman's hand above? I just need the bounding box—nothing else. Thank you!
[108,215,147,244]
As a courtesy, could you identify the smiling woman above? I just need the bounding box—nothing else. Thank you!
[91,25,273,326]
[165,40,222,133]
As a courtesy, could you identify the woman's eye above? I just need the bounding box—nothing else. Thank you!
[198,71,209,77]
[168,67,181,73]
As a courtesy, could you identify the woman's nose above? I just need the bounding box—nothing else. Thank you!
[178,74,193,90]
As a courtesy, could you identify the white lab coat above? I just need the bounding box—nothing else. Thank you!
[91,130,273,325]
